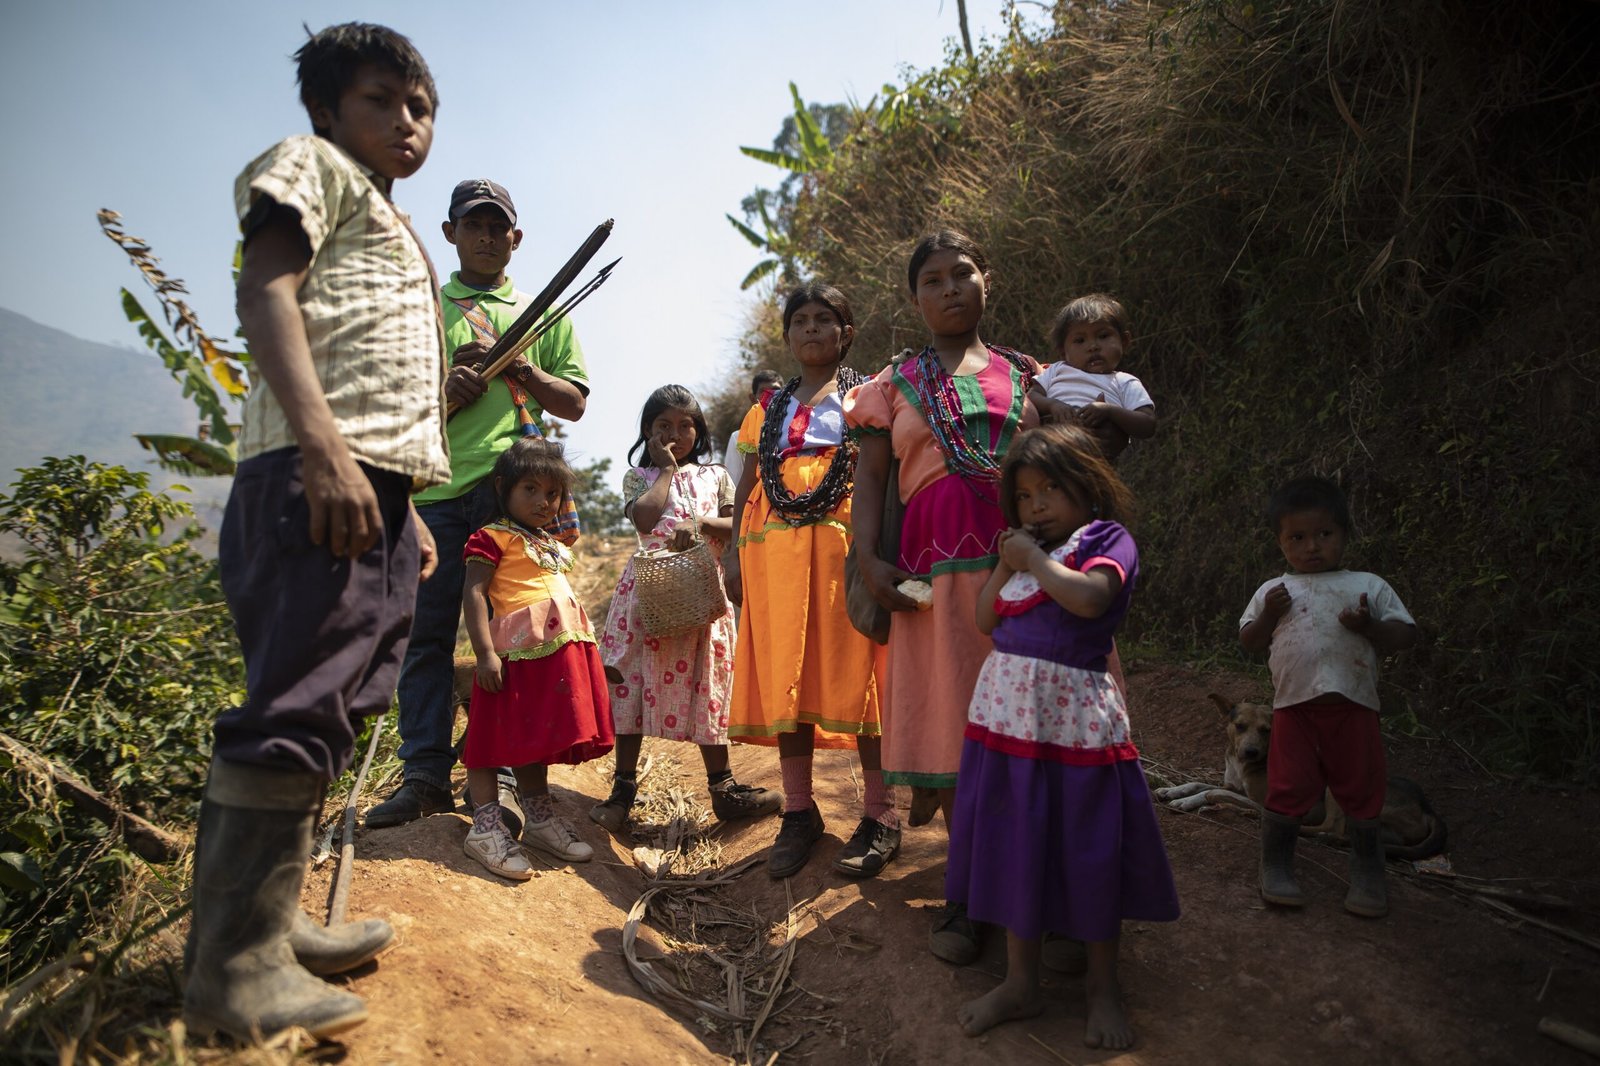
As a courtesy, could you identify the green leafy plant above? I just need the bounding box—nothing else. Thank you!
[0,456,239,984]
[97,209,250,476]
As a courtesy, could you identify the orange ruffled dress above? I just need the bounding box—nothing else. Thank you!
[727,395,881,746]
[462,522,614,768]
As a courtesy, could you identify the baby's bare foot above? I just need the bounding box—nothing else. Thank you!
[1083,987,1133,1049]
[957,983,1043,1037]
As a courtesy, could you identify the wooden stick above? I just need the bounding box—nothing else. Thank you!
[327,712,386,926]
[0,732,181,863]
[1539,1017,1600,1059]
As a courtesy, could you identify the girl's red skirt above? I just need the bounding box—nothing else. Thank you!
[464,641,614,768]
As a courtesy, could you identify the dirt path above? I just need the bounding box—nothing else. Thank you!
[305,660,1600,1064]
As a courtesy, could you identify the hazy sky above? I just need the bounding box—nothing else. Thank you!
[0,0,1033,476]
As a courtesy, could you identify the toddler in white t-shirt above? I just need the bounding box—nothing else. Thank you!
[1030,293,1155,463]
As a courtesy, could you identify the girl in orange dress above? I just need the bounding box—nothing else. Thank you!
[461,438,613,880]
[727,284,893,880]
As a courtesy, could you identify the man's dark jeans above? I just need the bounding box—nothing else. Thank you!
[394,480,496,790]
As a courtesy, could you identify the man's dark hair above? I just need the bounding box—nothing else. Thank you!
[294,23,438,135]
[1268,476,1352,535]
[750,369,783,399]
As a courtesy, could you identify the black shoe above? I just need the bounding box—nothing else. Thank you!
[833,817,901,879]
[589,777,638,834]
[709,779,782,822]
[364,779,454,829]
[929,902,982,966]
[768,805,825,879]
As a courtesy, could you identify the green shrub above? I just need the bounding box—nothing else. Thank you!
[0,456,240,979]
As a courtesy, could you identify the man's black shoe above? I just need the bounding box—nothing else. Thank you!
[364,780,453,829]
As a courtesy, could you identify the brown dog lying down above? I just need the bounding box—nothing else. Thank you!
[1153,693,1447,860]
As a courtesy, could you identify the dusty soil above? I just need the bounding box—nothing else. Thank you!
[301,656,1600,1066]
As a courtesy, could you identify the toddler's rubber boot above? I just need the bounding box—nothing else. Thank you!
[183,758,368,1041]
[1259,809,1306,907]
[1344,817,1390,917]
[288,910,395,976]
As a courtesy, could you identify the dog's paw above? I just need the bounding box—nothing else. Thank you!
[1154,782,1209,802]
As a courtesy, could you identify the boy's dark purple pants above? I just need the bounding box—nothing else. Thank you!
[213,448,419,780]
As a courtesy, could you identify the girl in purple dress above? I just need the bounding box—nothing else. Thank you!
[946,423,1178,1049]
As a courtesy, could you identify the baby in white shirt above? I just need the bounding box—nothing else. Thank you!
[1030,293,1156,462]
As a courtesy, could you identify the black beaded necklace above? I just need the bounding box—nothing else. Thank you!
[756,366,869,526]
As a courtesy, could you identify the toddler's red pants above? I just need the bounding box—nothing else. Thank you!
[1264,699,1386,821]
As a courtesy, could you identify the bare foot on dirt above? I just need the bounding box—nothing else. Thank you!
[957,982,1043,1036]
[1084,985,1133,1049]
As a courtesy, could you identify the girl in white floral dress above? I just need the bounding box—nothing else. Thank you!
[592,385,781,832]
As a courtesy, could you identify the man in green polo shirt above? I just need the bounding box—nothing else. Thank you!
[367,178,590,828]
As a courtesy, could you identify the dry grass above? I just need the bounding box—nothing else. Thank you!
[606,749,819,1064]
[727,0,1600,778]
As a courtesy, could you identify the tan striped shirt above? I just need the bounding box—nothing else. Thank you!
[233,135,451,487]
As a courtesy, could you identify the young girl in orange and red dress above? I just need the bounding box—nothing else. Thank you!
[946,423,1178,1049]
[592,385,781,831]
[726,283,894,881]
[460,437,614,881]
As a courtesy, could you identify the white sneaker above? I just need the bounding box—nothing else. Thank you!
[522,814,594,863]
[463,824,533,881]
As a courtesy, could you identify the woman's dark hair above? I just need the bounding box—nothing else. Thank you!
[491,437,573,522]
[1000,423,1135,529]
[1048,293,1132,355]
[1268,476,1352,535]
[781,283,856,362]
[295,22,438,135]
[906,230,991,294]
[628,385,712,468]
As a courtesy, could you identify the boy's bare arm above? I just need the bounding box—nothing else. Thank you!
[514,364,587,421]
[1338,593,1418,654]
[1081,401,1156,440]
[1240,583,1290,652]
[236,204,382,560]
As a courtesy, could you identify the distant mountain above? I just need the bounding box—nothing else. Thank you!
[0,305,232,533]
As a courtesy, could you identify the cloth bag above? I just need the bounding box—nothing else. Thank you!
[843,459,902,645]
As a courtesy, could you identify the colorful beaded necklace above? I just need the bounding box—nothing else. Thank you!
[904,344,1035,483]
[756,366,868,526]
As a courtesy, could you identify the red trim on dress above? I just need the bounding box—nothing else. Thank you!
[965,723,1140,765]
[1079,556,1127,583]
[463,530,504,566]
[994,589,1050,616]
[785,401,812,457]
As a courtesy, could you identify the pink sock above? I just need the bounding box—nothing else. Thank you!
[863,768,899,828]
[779,755,813,813]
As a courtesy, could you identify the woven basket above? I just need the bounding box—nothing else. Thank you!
[633,537,728,636]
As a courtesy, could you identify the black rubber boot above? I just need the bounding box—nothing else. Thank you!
[183,758,368,1041]
[1259,809,1306,907]
[1344,817,1390,918]
[288,910,395,976]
